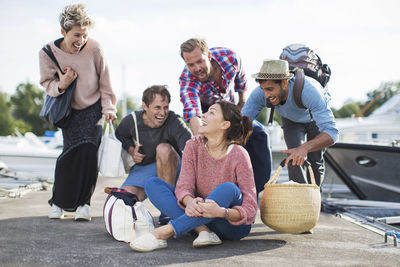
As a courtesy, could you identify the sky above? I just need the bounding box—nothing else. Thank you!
[1,0,399,115]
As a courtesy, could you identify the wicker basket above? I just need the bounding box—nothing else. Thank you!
[260,159,321,234]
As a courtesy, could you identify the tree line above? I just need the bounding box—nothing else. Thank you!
[0,81,399,136]
[0,82,140,136]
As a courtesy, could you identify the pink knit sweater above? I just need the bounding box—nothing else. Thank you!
[39,38,117,115]
[175,138,257,225]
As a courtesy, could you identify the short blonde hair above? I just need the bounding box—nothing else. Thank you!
[59,4,94,32]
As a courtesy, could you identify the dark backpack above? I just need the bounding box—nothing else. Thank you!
[267,44,331,124]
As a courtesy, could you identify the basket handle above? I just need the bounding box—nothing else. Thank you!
[265,158,317,186]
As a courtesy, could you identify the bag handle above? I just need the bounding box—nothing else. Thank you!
[131,112,140,145]
[110,121,116,138]
[104,121,117,138]
[266,158,317,186]
[104,121,110,137]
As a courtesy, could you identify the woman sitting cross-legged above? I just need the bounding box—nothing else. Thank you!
[130,101,257,252]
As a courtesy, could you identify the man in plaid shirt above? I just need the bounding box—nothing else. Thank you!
[179,38,272,195]
[179,38,247,135]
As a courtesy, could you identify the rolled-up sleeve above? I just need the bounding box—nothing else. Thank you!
[303,83,339,143]
[179,74,203,122]
[233,56,247,93]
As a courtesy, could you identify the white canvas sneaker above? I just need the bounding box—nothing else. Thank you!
[193,231,222,248]
[130,233,167,252]
[48,204,63,219]
[75,204,91,221]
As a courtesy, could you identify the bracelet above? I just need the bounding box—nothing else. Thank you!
[225,208,229,219]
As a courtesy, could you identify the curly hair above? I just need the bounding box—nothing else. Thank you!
[59,4,94,32]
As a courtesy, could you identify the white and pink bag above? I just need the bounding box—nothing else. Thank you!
[103,188,155,243]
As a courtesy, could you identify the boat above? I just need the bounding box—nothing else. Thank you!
[324,93,400,201]
[0,131,62,178]
[324,142,400,202]
[320,93,400,233]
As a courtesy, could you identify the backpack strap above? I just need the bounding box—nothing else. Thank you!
[267,106,274,126]
[267,69,305,124]
[293,69,306,109]
[293,69,314,119]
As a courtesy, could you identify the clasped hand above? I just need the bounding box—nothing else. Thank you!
[57,67,77,90]
[57,67,116,123]
[185,198,221,218]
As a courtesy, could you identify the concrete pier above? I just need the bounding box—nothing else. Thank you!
[0,175,399,266]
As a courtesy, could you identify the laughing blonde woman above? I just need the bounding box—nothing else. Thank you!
[39,4,117,221]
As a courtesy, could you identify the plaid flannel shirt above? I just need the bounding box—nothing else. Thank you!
[179,47,247,122]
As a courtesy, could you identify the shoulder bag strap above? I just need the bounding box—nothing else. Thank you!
[131,112,140,145]
[42,44,64,74]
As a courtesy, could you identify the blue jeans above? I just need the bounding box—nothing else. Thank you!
[145,178,251,240]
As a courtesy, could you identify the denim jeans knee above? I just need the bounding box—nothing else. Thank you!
[145,177,185,220]
[206,182,243,207]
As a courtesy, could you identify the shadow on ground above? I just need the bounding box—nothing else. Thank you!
[0,216,286,266]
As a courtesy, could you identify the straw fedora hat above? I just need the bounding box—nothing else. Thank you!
[252,59,294,80]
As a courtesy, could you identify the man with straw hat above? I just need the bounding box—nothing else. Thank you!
[178,38,272,196]
[242,59,339,186]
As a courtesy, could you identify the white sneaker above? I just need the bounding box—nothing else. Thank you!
[193,231,222,248]
[48,204,63,219]
[75,204,91,221]
[130,233,167,252]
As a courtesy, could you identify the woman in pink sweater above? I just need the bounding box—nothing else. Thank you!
[39,4,117,221]
[131,101,257,252]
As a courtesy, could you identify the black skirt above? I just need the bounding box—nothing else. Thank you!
[49,99,103,211]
